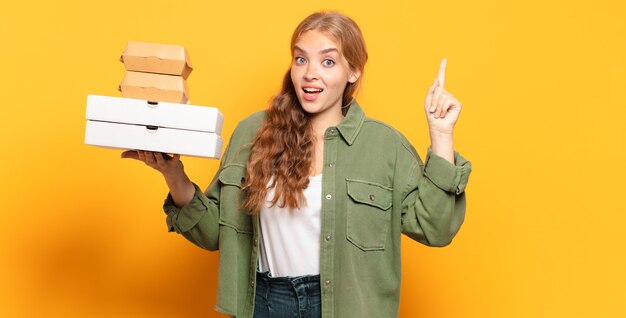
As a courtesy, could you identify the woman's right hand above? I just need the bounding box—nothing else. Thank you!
[121,150,195,208]
[121,150,184,178]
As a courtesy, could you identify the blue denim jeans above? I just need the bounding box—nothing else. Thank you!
[253,271,321,318]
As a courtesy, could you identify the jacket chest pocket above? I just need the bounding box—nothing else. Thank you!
[218,164,253,234]
[346,179,393,251]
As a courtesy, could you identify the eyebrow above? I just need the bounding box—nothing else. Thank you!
[294,45,339,55]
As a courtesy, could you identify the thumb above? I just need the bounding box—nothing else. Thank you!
[121,150,139,159]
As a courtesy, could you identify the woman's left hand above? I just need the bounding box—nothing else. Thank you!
[424,58,462,134]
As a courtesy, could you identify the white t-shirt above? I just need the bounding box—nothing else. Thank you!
[258,174,322,277]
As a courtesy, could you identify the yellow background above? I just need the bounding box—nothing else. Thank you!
[1,0,625,317]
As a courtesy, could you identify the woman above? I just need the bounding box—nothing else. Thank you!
[123,11,471,318]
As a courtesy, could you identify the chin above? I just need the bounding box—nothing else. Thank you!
[295,96,315,110]
[300,102,322,115]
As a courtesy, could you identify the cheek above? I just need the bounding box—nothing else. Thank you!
[290,67,300,86]
[327,72,349,90]
[326,68,350,85]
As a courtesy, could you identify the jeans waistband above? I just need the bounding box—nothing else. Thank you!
[256,271,320,285]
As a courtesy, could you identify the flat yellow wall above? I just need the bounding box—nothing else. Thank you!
[1,0,625,317]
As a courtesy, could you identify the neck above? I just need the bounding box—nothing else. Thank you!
[310,106,344,138]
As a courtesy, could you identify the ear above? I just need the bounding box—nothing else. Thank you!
[348,70,361,84]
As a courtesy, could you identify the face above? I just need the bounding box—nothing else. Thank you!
[291,30,359,121]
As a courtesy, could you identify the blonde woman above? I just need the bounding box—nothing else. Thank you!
[123,11,472,318]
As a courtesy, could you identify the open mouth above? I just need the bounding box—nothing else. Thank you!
[303,87,324,94]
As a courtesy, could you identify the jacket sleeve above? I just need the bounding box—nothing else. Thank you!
[161,142,233,251]
[400,147,472,247]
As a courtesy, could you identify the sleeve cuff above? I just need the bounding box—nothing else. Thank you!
[423,147,472,195]
[162,183,210,233]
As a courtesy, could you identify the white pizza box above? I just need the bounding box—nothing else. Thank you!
[85,120,223,159]
[86,94,223,134]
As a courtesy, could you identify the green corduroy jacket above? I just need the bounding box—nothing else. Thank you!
[163,100,472,317]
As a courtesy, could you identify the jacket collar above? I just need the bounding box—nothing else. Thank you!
[336,99,365,146]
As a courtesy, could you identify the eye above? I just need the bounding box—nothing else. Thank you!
[295,56,306,65]
[322,59,335,67]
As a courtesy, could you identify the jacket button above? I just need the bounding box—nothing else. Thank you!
[326,194,332,200]
[328,162,334,167]
[250,281,255,287]
[324,280,331,286]
[368,194,376,201]
[325,234,332,241]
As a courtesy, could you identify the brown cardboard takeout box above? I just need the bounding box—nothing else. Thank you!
[120,41,193,79]
[118,71,189,104]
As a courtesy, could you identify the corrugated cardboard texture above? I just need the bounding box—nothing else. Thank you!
[120,41,193,79]
[118,71,189,104]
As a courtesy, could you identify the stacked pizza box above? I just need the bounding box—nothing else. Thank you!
[84,42,224,158]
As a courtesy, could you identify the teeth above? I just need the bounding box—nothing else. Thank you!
[304,87,323,93]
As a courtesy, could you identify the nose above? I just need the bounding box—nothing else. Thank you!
[304,64,319,81]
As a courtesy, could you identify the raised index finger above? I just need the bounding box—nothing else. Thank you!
[437,58,447,88]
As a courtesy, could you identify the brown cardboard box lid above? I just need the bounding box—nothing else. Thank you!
[120,41,193,79]
[119,71,189,104]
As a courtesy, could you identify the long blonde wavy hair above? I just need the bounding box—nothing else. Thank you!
[241,12,368,214]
